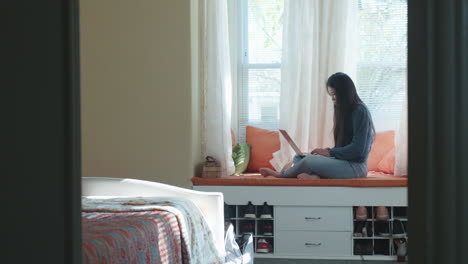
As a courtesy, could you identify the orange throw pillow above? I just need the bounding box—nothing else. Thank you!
[246,126,280,172]
[368,130,395,171]
[377,147,395,174]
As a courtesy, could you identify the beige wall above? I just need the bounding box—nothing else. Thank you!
[80,0,197,188]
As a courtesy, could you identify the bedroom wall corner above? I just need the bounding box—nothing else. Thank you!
[80,0,193,188]
[191,0,204,180]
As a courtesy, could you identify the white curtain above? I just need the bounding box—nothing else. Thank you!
[271,0,358,171]
[394,97,408,176]
[200,0,235,176]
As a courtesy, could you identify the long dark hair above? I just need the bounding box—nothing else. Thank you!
[326,72,372,147]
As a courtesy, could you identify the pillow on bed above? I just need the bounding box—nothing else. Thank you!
[232,143,251,176]
[368,130,395,172]
[246,126,280,172]
[377,147,395,174]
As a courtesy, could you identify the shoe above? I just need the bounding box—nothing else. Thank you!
[354,221,373,237]
[354,222,365,237]
[256,239,272,253]
[375,221,391,237]
[354,240,373,255]
[376,206,389,221]
[261,222,273,235]
[355,206,368,221]
[395,239,407,262]
[241,222,254,234]
[392,220,407,238]
[374,240,389,255]
[260,202,273,219]
[354,242,363,255]
[362,223,368,237]
[244,201,256,218]
[365,221,373,237]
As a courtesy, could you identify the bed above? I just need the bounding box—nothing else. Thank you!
[81,177,225,264]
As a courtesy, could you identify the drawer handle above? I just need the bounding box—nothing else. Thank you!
[304,217,322,220]
[305,242,322,246]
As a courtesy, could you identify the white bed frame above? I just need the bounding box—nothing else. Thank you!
[81,177,225,256]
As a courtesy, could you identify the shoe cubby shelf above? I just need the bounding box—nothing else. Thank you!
[229,218,274,220]
[352,206,408,258]
[225,204,275,254]
[353,218,408,222]
[224,203,408,260]
[354,236,395,240]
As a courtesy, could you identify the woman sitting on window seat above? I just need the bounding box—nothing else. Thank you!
[260,72,375,180]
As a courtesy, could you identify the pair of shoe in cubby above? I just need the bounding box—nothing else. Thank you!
[238,218,274,254]
[224,202,273,219]
[241,201,273,219]
[224,202,274,254]
[239,220,273,236]
[352,206,408,260]
[354,239,406,256]
[354,206,407,238]
[354,239,390,255]
[354,219,407,238]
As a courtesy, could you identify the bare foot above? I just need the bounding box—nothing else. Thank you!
[259,168,281,177]
[297,173,320,179]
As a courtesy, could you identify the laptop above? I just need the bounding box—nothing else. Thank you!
[279,129,307,157]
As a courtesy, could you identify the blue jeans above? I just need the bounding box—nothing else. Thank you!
[280,154,367,179]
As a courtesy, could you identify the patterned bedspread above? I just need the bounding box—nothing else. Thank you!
[82,197,223,264]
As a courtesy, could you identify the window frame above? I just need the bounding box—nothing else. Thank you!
[235,0,408,139]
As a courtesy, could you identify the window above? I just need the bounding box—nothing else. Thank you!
[238,0,284,142]
[236,0,407,141]
[356,0,407,131]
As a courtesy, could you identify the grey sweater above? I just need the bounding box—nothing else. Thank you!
[329,104,374,176]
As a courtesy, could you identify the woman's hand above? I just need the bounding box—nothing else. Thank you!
[311,148,331,157]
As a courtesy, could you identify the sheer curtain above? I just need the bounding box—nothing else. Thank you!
[200,0,235,176]
[394,98,408,176]
[271,0,358,170]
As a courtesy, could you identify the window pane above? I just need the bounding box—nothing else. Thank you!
[239,68,280,142]
[247,0,284,64]
[247,68,280,123]
[356,0,407,131]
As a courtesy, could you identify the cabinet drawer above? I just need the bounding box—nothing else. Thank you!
[276,206,351,231]
[275,231,352,256]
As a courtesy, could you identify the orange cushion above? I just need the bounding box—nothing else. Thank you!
[377,147,395,174]
[246,126,280,172]
[368,131,395,171]
[191,172,407,187]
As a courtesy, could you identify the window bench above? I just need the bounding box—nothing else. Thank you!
[192,173,408,261]
[191,172,407,188]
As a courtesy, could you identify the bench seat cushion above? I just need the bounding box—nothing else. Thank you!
[191,172,407,188]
